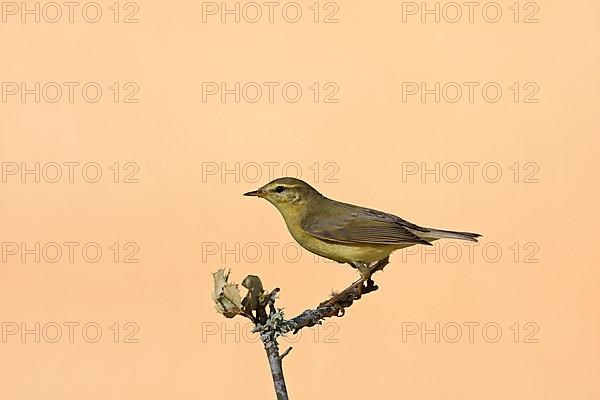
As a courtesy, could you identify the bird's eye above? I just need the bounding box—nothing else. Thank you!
[275,186,285,193]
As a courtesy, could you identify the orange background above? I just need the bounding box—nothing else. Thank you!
[1,1,599,399]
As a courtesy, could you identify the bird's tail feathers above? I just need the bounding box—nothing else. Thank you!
[421,228,481,242]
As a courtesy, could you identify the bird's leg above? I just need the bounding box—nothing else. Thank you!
[354,257,390,297]
[351,262,373,299]
[359,264,374,281]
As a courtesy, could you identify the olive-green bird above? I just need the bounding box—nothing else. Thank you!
[244,177,480,279]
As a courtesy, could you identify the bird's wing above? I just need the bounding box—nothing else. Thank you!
[301,205,432,246]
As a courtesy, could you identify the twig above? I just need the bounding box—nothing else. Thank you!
[214,257,390,399]
[280,347,293,360]
[288,257,389,333]
[261,332,289,400]
[265,257,388,398]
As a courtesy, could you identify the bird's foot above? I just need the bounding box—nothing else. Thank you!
[355,260,386,298]
[348,262,374,299]
[364,277,378,292]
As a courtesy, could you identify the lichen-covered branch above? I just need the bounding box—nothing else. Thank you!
[211,257,390,399]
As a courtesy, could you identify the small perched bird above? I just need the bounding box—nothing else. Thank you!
[244,177,480,280]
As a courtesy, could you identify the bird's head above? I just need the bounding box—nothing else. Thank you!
[243,177,321,213]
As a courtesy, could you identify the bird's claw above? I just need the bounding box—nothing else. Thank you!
[365,278,378,291]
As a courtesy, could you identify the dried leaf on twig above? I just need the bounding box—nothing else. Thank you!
[212,269,243,318]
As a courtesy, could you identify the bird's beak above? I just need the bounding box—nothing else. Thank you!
[243,189,264,197]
